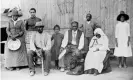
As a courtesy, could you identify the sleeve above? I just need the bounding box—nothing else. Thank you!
[115,24,118,38]
[44,34,51,51]
[30,33,36,51]
[24,19,28,30]
[6,22,11,36]
[18,21,25,37]
[61,30,68,48]
[51,34,54,40]
[89,37,95,50]
[61,34,64,39]
[127,23,130,36]
[99,36,109,51]
[78,32,84,50]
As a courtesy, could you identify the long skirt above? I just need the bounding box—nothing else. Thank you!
[4,35,28,67]
[114,41,132,57]
[84,50,107,73]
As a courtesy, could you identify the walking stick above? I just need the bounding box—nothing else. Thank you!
[41,53,44,75]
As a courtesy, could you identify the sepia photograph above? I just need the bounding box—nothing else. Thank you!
[0,0,133,80]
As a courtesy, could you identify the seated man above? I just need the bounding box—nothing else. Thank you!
[27,22,51,76]
[84,28,109,76]
[59,21,84,73]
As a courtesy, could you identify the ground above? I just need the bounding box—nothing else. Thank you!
[0,54,133,80]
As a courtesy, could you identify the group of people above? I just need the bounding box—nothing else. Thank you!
[4,8,132,76]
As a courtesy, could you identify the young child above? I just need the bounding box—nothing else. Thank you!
[51,25,64,69]
[114,11,132,68]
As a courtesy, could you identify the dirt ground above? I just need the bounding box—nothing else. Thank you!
[0,55,133,80]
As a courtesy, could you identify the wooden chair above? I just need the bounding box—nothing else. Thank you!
[102,50,112,73]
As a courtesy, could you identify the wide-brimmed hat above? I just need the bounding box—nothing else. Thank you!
[11,9,20,16]
[117,11,129,21]
[35,21,44,27]
[7,8,23,17]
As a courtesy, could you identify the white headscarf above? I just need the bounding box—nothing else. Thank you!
[89,28,109,51]
[94,28,105,36]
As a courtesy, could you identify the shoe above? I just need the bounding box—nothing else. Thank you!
[60,68,65,72]
[67,71,82,75]
[84,69,93,74]
[84,70,89,74]
[93,69,99,76]
[88,69,93,74]
[16,68,20,71]
[93,71,99,76]
[94,73,99,76]
[6,67,14,71]
[44,72,49,76]
[29,71,35,76]
[123,64,127,68]
[118,64,122,68]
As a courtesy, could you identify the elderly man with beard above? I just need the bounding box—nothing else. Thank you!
[59,21,84,75]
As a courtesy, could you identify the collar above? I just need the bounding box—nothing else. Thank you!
[119,21,126,23]
[72,30,78,34]
[30,16,36,19]
[37,31,44,35]
[87,21,91,24]
[12,18,20,22]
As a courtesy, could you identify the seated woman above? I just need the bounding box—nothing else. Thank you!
[84,28,109,76]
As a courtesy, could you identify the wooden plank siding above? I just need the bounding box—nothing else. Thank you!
[20,0,133,48]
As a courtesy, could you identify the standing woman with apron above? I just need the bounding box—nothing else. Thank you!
[4,10,28,70]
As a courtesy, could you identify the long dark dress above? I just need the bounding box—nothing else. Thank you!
[51,33,64,61]
[4,19,28,67]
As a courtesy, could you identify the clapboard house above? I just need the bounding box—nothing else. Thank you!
[1,0,133,53]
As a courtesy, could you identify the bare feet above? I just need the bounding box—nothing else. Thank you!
[60,68,65,72]
[123,64,127,68]
[118,64,122,68]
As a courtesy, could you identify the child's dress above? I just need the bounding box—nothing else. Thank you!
[114,22,132,57]
[51,33,64,61]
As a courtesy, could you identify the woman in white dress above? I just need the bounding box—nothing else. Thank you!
[84,28,109,76]
[114,12,132,68]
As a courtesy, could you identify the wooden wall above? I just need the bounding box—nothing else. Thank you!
[20,0,133,48]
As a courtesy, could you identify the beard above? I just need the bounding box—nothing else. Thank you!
[38,30,43,33]
[87,19,91,21]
